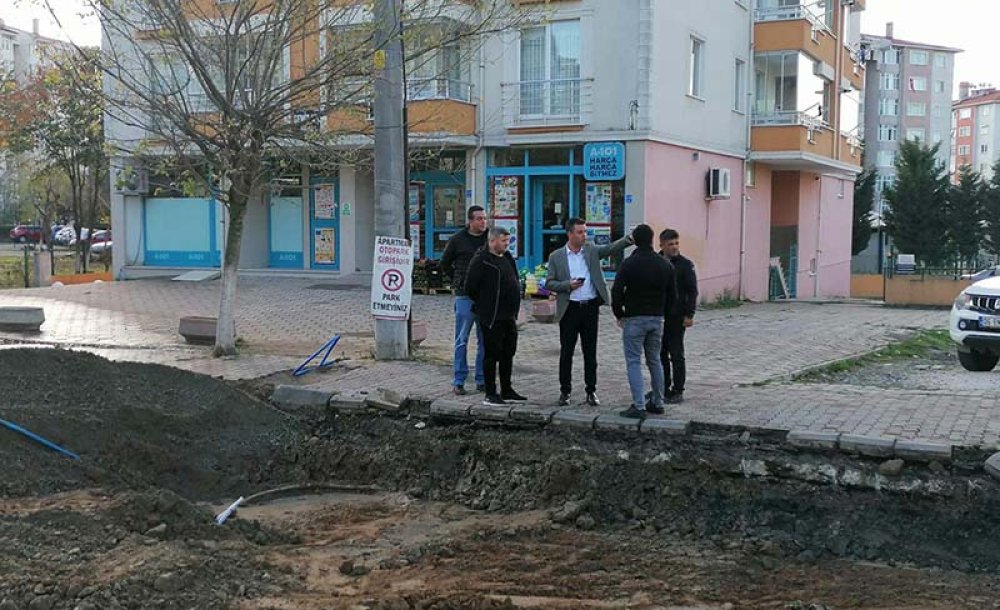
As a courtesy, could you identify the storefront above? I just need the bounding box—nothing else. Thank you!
[408,150,468,260]
[484,144,626,271]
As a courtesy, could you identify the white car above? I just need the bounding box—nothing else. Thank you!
[950,276,1000,371]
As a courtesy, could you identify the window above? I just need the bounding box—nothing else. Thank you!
[882,49,900,64]
[908,77,927,91]
[906,102,926,116]
[958,145,971,155]
[982,124,991,135]
[734,58,746,111]
[910,50,929,65]
[880,73,899,90]
[689,36,705,98]
[519,20,581,117]
[935,54,947,68]
[878,125,897,141]
[879,98,898,116]
[982,144,990,154]
[935,80,946,93]
[906,128,925,141]
[960,108,972,119]
[959,126,972,137]
[875,174,895,193]
[933,104,948,118]
[878,150,897,167]
[983,106,993,117]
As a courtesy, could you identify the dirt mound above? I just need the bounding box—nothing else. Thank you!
[0,490,290,609]
[0,348,304,500]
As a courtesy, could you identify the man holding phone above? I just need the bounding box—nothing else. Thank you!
[546,218,633,407]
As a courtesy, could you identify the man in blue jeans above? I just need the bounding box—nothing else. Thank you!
[440,206,488,395]
[611,224,677,418]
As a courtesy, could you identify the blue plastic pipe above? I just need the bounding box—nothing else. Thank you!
[0,417,81,461]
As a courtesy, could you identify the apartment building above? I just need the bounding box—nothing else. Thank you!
[107,0,866,301]
[953,85,1000,181]
[853,24,960,272]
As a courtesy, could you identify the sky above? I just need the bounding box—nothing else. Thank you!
[3,0,999,92]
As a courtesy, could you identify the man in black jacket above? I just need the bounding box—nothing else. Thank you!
[464,226,527,407]
[611,224,676,419]
[440,206,488,395]
[658,228,698,404]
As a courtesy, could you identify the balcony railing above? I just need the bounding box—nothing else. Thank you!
[755,3,832,35]
[501,78,593,128]
[752,110,826,130]
[407,77,473,103]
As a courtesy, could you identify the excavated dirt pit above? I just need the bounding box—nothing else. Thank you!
[3,348,1000,609]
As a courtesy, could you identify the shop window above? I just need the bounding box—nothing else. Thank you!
[528,147,573,166]
[575,175,625,272]
[491,149,524,167]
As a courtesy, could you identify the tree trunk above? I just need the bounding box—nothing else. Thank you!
[213,197,248,357]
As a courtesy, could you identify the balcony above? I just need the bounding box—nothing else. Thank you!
[501,78,593,129]
[754,1,833,35]
[752,110,826,130]
[407,77,473,103]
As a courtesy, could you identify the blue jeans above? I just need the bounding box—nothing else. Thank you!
[623,316,665,409]
[453,296,485,388]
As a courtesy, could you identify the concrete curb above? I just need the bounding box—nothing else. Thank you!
[318,391,970,467]
[271,385,332,413]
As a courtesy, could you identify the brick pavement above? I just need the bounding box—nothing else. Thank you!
[4,278,999,446]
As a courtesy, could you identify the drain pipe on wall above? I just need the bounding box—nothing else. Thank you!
[738,0,756,300]
[469,32,487,207]
[814,176,823,298]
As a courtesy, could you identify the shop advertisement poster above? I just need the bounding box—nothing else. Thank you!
[408,185,421,222]
[314,185,336,219]
[314,228,336,265]
[494,218,519,258]
[585,182,613,224]
[492,176,520,218]
[587,225,613,268]
[371,235,414,321]
[410,223,421,260]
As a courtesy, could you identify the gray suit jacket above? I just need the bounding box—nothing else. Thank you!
[545,236,632,322]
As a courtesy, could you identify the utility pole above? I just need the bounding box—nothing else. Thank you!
[373,0,409,359]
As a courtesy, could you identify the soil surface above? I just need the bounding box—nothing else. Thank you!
[4,349,1000,609]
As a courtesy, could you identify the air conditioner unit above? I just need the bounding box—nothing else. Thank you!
[114,165,149,195]
[706,168,731,200]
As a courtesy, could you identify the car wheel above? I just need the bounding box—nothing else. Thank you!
[958,350,999,372]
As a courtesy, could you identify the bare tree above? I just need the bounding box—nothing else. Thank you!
[40,0,524,356]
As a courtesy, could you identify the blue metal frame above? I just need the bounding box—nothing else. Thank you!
[412,170,466,260]
[484,148,584,269]
[309,176,340,270]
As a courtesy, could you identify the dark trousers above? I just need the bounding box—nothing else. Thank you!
[661,316,686,394]
[482,319,518,396]
[559,299,600,395]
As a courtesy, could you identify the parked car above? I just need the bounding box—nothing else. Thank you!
[9,225,43,243]
[68,228,92,246]
[89,239,112,261]
[950,276,1000,371]
[960,266,1000,282]
[90,229,111,245]
[54,226,76,245]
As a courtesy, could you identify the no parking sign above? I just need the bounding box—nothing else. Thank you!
[371,236,413,320]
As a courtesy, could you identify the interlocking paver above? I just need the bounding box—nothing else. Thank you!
[4,278,1000,446]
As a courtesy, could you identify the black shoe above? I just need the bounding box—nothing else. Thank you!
[475,384,486,393]
[558,392,570,407]
[453,386,468,396]
[483,394,507,407]
[586,392,600,407]
[666,392,684,405]
[501,390,527,401]
[645,401,665,415]
[619,405,647,419]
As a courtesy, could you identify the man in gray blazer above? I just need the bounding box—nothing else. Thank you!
[546,218,633,406]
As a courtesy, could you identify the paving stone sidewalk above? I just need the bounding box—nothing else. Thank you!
[4,277,998,446]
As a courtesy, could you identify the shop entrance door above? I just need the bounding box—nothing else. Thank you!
[529,175,573,269]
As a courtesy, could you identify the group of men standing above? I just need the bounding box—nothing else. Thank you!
[441,209,697,418]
